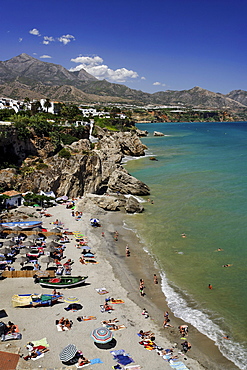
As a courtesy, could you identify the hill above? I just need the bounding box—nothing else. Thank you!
[0,53,247,111]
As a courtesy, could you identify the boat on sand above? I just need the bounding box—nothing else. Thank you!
[34,275,88,288]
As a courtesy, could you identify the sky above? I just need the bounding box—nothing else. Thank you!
[0,0,246,94]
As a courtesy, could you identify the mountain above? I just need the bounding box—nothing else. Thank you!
[225,90,247,106]
[0,53,247,110]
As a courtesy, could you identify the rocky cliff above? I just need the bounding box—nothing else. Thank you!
[0,130,150,199]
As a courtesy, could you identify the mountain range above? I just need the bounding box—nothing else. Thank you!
[0,53,247,111]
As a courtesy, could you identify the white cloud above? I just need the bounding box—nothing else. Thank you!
[141,76,146,80]
[43,36,55,45]
[71,56,103,67]
[153,82,161,86]
[19,38,23,42]
[58,34,75,45]
[29,28,41,36]
[40,55,52,59]
[70,55,138,83]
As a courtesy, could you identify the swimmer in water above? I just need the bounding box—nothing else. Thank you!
[208,284,213,289]
[222,264,232,267]
[181,233,186,238]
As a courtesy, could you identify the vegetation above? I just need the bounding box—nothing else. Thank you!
[23,193,54,207]
[58,148,71,159]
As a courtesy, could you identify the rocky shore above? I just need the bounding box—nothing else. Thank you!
[0,129,150,203]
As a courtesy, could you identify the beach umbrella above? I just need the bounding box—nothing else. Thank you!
[15,256,29,264]
[44,246,56,253]
[59,344,77,362]
[47,235,60,241]
[41,256,55,264]
[23,241,35,247]
[64,296,80,304]
[6,233,18,239]
[0,247,12,255]
[91,327,113,344]
[46,241,60,248]
[19,247,30,255]
[27,234,40,240]
[50,227,62,233]
[90,218,99,224]
[3,240,15,247]
[12,226,23,231]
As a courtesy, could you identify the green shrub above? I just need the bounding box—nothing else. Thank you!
[58,148,71,159]
[36,163,48,170]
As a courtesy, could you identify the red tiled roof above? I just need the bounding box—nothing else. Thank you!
[1,190,22,197]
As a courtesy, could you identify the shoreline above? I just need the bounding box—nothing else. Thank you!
[98,209,239,370]
[0,202,239,369]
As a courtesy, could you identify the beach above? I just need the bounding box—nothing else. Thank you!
[0,201,238,370]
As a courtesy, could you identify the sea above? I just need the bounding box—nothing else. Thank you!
[123,121,247,369]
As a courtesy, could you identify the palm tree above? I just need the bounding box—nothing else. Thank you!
[44,98,52,113]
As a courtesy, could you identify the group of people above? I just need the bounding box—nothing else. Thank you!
[58,317,72,331]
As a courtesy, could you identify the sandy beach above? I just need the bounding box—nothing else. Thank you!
[0,201,237,370]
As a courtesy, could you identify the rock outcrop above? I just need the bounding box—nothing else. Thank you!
[107,169,150,195]
[125,196,144,213]
[153,131,164,136]
[0,131,150,203]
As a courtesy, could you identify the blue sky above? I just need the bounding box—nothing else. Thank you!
[0,0,246,94]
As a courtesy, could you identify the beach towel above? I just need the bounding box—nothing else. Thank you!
[89,358,103,364]
[111,350,134,366]
[77,316,96,322]
[96,288,109,295]
[124,366,141,370]
[111,299,124,304]
[103,324,126,331]
[114,355,134,366]
[169,362,190,370]
[111,349,125,356]
[31,338,49,348]
[31,353,44,361]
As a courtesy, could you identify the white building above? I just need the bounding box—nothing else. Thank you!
[1,190,23,208]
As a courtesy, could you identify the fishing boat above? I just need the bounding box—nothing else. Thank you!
[34,275,88,289]
[12,293,62,308]
[0,221,42,230]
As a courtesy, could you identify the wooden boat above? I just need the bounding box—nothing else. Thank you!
[34,275,88,288]
[12,293,62,307]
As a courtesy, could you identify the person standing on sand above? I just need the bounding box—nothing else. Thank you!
[126,245,130,257]
[140,279,145,296]
[153,274,158,284]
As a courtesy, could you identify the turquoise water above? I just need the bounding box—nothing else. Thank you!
[124,122,247,369]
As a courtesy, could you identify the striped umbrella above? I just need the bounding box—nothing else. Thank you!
[59,344,77,362]
[91,327,113,343]
[64,296,80,303]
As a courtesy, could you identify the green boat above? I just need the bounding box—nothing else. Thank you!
[34,275,88,289]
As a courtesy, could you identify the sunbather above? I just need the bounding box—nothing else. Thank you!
[103,302,113,311]
[138,330,155,339]
[77,355,90,367]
